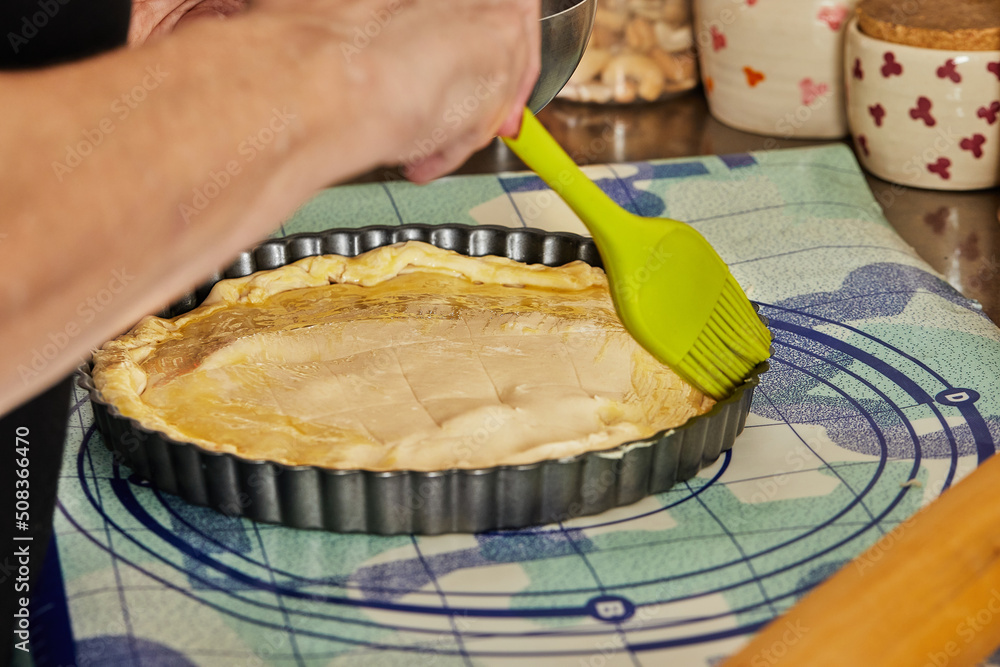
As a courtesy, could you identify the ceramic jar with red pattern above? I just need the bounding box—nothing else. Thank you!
[693,0,855,138]
[845,16,1000,190]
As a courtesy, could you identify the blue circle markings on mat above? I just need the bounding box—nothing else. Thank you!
[77,314,929,607]
[141,450,735,596]
[61,436,896,653]
[762,302,994,465]
[103,311,942,608]
[59,404,892,650]
[90,357,883,621]
[65,435,786,655]
[586,596,636,623]
[936,388,981,405]
[63,305,991,656]
[64,444,813,648]
[108,347,893,608]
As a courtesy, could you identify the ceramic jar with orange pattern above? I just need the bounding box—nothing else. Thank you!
[557,0,698,104]
[693,0,856,138]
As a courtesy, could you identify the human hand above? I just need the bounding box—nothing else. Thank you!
[0,0,539,411]
[252,0,541,183]
[130,0,248,45]
[130,0,540,184]
[343,0,541,183]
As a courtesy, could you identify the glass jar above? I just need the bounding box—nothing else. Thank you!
[558,0,697,104]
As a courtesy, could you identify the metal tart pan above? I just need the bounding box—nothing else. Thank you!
[79,224,768,535]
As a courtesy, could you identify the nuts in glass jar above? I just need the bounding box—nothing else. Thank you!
[559,0,697,104]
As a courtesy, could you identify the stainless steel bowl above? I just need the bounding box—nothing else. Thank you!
[528,0,597,112]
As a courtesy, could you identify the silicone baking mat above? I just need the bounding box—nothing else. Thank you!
[37,145,1000,666]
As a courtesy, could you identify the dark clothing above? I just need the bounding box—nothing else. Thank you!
[0,0,130,69]
[1,2,131,664]
[0,378,74,666]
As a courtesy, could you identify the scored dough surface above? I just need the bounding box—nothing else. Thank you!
[92,242,713,471]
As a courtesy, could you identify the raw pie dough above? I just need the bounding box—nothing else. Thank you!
[92,242,714,471]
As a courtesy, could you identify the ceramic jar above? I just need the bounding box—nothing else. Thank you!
[844,16,1000,190]
[693,0,856,138]
[557,0,698,104]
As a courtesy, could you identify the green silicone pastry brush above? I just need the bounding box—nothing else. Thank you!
[502,109,771,399]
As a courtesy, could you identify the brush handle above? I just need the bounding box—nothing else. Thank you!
[501,109,623,244]
[722,451,1000,666]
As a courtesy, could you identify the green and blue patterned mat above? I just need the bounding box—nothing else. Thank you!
[40,144,1000,666]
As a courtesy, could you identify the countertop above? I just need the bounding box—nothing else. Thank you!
[51,115,1000,667]
[352,91,1000,325]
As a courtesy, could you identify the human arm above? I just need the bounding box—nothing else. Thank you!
[0,0,540,414]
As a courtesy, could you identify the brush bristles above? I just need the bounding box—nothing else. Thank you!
[678,277,772,400]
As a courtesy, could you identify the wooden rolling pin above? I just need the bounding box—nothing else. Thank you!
[722,451,1000,667]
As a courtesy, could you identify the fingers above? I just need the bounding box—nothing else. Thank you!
[130,0,248,45]
[497,0,542,138]
[174,3,244,30]
[402,153,450,185]
[403,0,541,181]
[403,129,493,184]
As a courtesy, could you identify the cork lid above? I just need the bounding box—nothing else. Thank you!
[857,0,1000,51]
